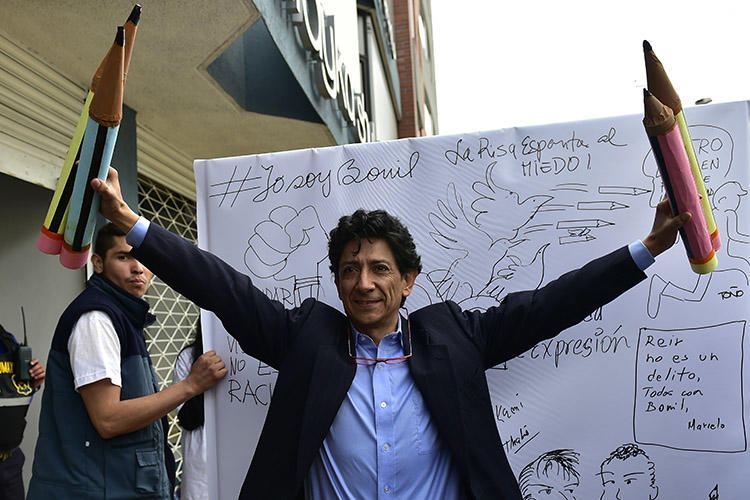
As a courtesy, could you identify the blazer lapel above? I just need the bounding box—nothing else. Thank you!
[296,341,355,482]
[409,327,470,474]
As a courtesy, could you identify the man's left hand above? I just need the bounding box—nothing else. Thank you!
[29,358,45,389]
[642,197,691,257]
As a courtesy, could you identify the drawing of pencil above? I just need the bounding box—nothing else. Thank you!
[60,27,125,269]
[576,201,628,211]
[643,89,717,274]
[37,5,142,255]
[598,186,651,196]
[644,40,720,251]
[556,219,614,230]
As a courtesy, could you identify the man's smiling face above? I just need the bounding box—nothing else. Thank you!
[335,238,416,342]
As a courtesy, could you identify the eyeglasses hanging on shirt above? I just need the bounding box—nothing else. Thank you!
[347,309,412,366]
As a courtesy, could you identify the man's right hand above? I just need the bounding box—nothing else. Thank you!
[185,351,228,395]
[91,167,140,232]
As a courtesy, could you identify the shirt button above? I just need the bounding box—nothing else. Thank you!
[383,443,390,451]
[380,401,387,408]
[377,363,384,369]
[384,486,391,493]
[84,441,90,447]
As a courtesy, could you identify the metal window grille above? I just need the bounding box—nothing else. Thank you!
[137,175,199,483]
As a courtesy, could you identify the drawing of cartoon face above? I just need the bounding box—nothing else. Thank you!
[519,449,580,500]
[523,473,579,500]
[599,453,658,500]
[713,181,747,213]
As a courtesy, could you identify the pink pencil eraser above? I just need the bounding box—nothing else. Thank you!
[37,229,63,255]
[59,246,89,269]
[711,231,721,251]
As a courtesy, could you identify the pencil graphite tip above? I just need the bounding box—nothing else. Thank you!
[643,40,652,53]
[643,88,652,100]
[127,4,142,26]
[115,26,125,46]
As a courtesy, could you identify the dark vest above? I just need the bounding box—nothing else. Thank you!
[28,274,172,500]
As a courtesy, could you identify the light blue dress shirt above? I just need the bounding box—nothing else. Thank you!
[127,217,655,499]
[304,319,463,500]
[125,216,150,247]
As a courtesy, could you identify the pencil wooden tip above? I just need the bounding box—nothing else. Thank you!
[643,40,652,53]
[128,5,142,26]
[115,26,125,46]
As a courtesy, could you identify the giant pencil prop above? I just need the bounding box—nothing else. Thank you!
[643,40,720,251]
[59,27,125,269]
[37,5,141,255]
[643,89,717,274]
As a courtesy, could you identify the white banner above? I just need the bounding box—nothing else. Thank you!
[196,101,750,500]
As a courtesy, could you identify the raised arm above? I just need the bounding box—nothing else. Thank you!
[474,197,689,367]
[92,167,302,366]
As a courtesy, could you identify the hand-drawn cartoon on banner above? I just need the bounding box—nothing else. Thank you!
[598,443,660,500]
[518,449,581,500]
[243,205,328,307]
[642,125,746,318]
[196,101,750,500]
[424,165,551,307]
[713,181,750,281]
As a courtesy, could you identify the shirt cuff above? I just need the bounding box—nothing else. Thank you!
[126,216,150,248]
[629,240,655,271]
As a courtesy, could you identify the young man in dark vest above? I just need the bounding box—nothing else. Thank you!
[28,223,227,500]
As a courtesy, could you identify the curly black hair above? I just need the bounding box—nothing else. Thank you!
[328,209,422,278]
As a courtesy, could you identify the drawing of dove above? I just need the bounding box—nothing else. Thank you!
[480,242,550,298]
[471,161,553,239]
[454,242,549,312]
[427,182,524,303]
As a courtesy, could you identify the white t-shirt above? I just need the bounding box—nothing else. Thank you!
[68,310,122,390]
[173,346,208,500]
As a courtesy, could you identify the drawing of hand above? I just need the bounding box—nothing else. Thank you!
[245,205,328,280]
[281,206,328,270]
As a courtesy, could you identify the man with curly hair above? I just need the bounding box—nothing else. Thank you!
[518,449,580,499]
[91,168,687,499]
[599,443,659,500]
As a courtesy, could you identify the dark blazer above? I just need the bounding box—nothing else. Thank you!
[134,223,646,499]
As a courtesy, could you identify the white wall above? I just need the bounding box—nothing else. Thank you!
[326,0,361,94]
[368,21,399,141]
[0,173,85,489]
